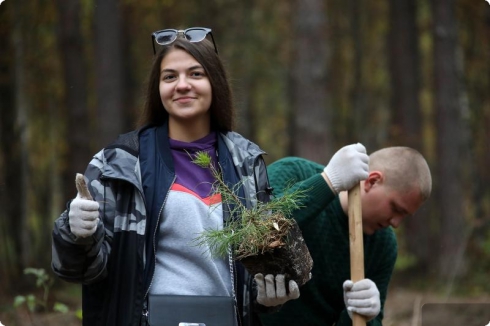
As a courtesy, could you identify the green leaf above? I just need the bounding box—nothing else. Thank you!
[13,295,26,307]
[53,302,70,313]
[75,309,83,320]
[24,267,43,277]
[26,294,37,312]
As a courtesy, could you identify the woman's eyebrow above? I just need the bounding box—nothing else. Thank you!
[188,65,204,70]
[160,65,204,73]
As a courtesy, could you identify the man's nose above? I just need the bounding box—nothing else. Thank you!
[389,216,403,228]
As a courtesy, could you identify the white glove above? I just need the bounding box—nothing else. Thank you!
[255,273,300,307]
[324,143,369,193]
[68,174,99,238]
[343,279,380,321]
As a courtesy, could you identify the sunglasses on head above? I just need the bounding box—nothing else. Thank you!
[151,27,219,55]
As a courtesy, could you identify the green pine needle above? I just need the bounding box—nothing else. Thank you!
[190,151,307,260]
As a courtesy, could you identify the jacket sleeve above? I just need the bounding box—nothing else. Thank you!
[254,156,273,204]
[51,150,112,284]
[267,157,337,229]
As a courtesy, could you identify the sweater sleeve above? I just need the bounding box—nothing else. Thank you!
[267,157,337,229]
[335,229,398,326]
[365,229,398,326]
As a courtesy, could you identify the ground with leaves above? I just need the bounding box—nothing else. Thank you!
[2,284,490,325]
[383,285,490,326]
[0,285,82,326]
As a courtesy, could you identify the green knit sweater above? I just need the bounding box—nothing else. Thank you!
[260,157,397,326]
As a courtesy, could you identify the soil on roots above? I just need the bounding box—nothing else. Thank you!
[239,220,313,287]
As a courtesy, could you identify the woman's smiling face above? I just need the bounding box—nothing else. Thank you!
[159,48,212,129]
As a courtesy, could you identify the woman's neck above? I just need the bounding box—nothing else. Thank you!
[168,118,211,142]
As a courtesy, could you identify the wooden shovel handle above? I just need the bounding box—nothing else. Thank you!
[348,183,366,326]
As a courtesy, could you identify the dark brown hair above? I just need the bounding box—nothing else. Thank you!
[138,38,235,131]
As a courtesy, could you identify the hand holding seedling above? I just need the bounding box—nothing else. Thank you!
[254,273,300,306]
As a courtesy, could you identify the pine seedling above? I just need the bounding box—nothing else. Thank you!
[191,151,306,260]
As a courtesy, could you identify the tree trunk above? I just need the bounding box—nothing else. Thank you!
[12,0,31,270]
[291,0,332,162]
[0,2,22,290]
[225,0,256,140]
[389,0,422,148]
[94,0,125,148]
[432,0,467,280]
[349,0,366,144]
[56,0,91,198]
[388,0,429,274]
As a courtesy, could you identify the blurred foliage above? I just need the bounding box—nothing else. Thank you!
[13,268,69,314]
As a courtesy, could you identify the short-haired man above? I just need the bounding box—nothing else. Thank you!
[259,144,432,326]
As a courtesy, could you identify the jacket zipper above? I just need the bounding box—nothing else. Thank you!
[229,248,242,326]
[218,149,241,326]
[141,175,176,322]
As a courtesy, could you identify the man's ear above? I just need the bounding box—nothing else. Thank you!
[363,171,383,192]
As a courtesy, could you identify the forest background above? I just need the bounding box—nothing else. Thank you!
[0,0,489,325]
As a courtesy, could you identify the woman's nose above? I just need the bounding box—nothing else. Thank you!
[175,76,191,90]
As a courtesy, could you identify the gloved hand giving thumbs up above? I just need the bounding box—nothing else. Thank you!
[68,173,99,238]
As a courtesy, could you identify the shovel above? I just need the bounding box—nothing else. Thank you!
[348,183,366,326]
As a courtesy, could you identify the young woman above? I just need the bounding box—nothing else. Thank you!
[52,27,298,326]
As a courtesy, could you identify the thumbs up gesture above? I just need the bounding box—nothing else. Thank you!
[68,173,100,238]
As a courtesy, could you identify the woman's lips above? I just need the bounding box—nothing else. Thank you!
[174,96,195,104]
